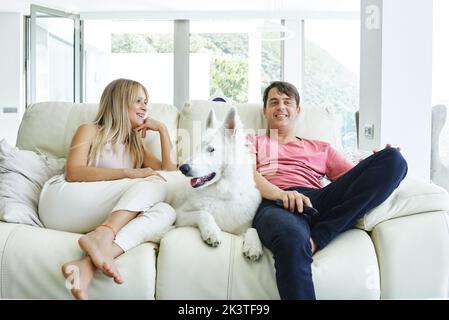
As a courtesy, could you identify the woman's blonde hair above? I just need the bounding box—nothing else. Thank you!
[87,78,148,168]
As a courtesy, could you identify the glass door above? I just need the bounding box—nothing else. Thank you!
[29,5,81,104]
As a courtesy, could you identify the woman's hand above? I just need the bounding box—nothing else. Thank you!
[277,190,313,213]
[135,117,166,139]
[126,168,167,181]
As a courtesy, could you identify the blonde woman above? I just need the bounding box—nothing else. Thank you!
[39,78,177,300]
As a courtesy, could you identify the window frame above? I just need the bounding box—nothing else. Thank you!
[27,4,81,105]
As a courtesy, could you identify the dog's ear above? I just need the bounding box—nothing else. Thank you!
[224,107,242,136]
[206,109,218,129]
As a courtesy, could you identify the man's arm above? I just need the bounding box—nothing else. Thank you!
[251,155,312,213]
[253,168,283,201]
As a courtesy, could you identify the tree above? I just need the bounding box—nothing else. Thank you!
[210,58,248,103]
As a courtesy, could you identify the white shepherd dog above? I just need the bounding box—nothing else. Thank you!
[173,107,263,261]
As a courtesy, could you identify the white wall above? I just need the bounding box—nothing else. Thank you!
[359,0,433,181]
[0,12,23,146]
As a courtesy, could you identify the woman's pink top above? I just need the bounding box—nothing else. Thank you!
[94,142,134,169]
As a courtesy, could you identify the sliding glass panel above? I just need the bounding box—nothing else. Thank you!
[83,20,174,104]
[304,19,360,149]
[189,20,282,103]
[30,5,79,103]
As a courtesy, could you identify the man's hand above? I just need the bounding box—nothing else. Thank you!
[373,143,401,154]
[277,190,313,213]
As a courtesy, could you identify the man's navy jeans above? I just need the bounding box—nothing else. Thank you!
[252,148,408,300]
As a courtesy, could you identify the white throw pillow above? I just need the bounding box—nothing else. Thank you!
[0,139,65,227]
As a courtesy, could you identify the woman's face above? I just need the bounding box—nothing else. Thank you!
[128,87,148,129]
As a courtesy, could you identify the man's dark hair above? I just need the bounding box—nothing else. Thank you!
[263,81,300,108]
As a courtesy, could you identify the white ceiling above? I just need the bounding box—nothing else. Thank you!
[0,0,360,14]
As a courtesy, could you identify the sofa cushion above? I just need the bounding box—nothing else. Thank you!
[177,100,342,163]
[155,227,379,299]
[355,178,449,231]
[16,102,178,160]
[0,222,157,299]
[0,139,65,227]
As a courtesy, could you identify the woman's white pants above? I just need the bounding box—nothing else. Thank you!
[39,174,176,252]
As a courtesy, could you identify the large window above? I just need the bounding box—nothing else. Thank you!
[304,19,360,149]
[28,12,361,140]
[433,0,449,165]
[83,20,174,104]
[189,20,282,103]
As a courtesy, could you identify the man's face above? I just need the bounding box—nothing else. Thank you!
[263,88,300,131]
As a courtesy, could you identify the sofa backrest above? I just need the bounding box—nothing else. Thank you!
[176,100,342,163]
[16,102,179,160]
[16,100,341,165]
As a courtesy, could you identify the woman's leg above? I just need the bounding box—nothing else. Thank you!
[77,209,138,284]
[76,201,176,283]
[62,207,173,301]
[77,178,167,277]
[62,210,134,300]
[62,256,96,300]
[66,178,168,283]
[61,243,126,300]
[114,202,176,252]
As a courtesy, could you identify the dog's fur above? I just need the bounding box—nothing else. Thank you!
[172,107,263,261]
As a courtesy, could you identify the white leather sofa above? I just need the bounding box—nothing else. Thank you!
[1,100,449,299]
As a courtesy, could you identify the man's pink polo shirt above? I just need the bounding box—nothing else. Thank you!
[248,134,354,189]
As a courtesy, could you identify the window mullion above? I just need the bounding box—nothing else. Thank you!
[174,20,190,109]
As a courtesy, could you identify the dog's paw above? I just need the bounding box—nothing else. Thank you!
[242,240,263,261]
[201,227,222,247]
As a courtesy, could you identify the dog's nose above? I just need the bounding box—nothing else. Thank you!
[179,164,191,175]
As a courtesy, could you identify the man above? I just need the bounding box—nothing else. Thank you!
[249,81,407,300]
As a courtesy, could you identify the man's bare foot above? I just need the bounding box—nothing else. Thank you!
[310,238,318,255]
[78,227,122,284]
[62,256,95,300]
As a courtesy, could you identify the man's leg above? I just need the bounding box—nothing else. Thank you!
[304,147,408,250]
[252,199,315,300]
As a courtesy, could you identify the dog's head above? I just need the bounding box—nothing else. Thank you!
[179,107,244,189]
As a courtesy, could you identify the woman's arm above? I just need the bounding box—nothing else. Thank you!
[65,123,151,182]
[139,120,177,171]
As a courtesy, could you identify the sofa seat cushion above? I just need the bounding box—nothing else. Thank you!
[0,222,157,299]
[355,178,449,231]
[16,102,178,160]
[155,227,379,299]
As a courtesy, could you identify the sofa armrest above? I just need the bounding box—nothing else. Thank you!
[371,212,449,298]
[355,178,449,231]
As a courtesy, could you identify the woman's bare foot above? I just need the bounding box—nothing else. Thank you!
[62,256,95,300]
[78,227,122,284]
